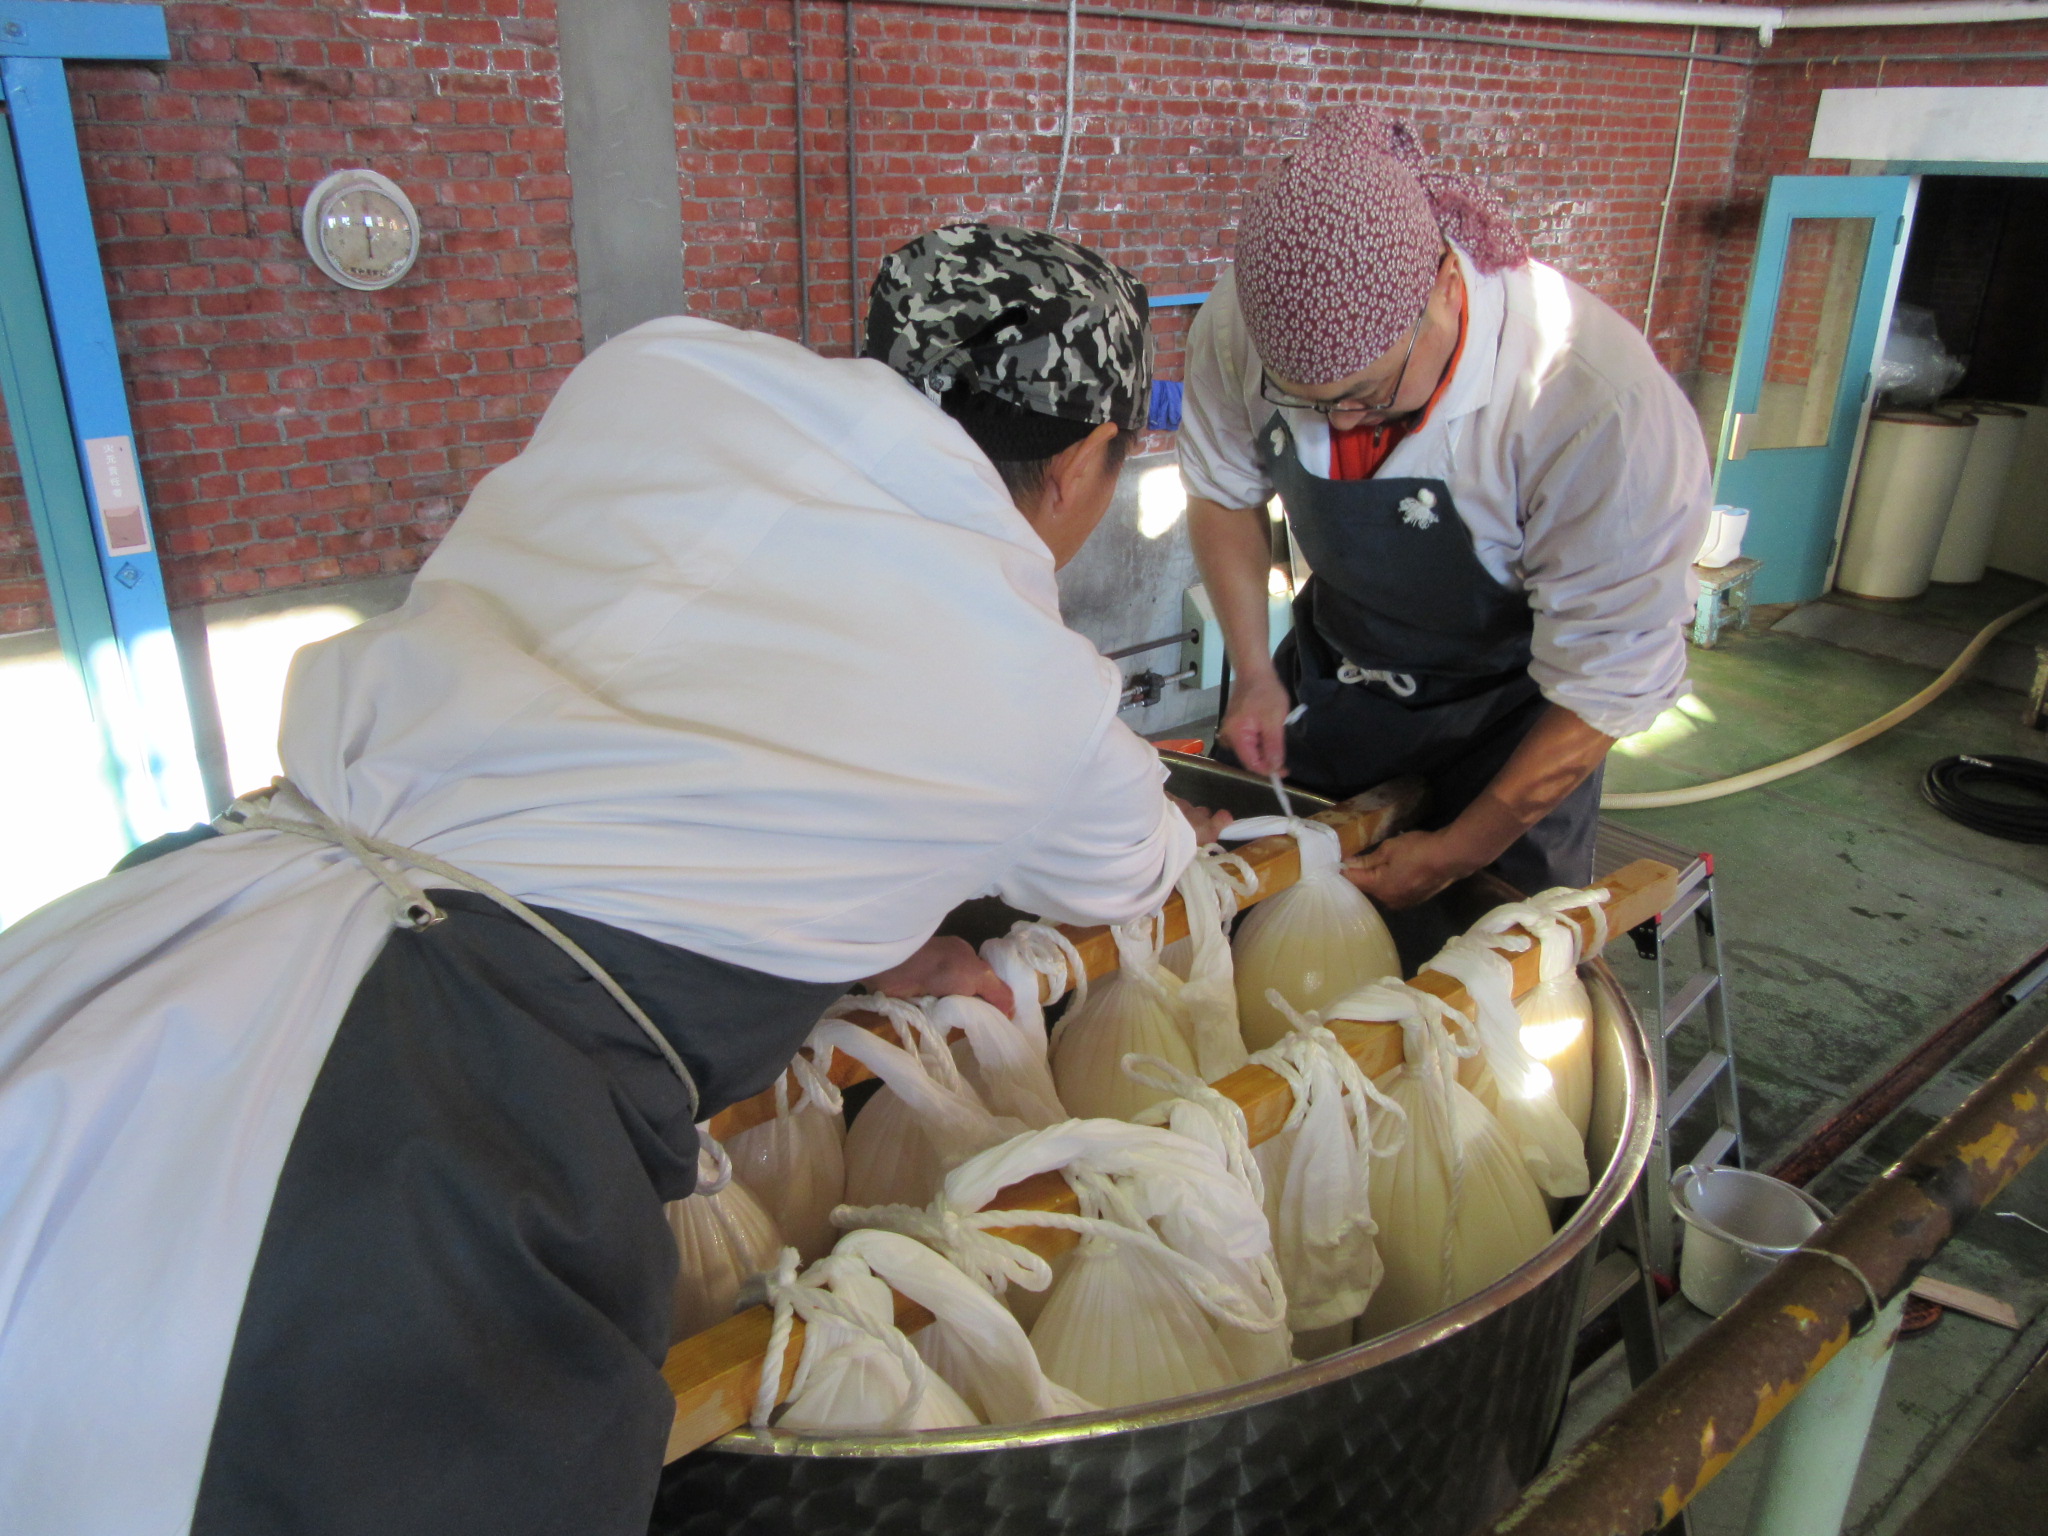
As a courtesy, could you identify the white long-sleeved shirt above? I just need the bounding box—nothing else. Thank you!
[287,316,1194,981]
[1179,252,1709,740]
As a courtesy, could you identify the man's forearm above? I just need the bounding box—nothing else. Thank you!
[1187,496,1281,684]
[1442,703,1614,868]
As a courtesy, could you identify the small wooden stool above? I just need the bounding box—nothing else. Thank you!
[1692,557,1762,649]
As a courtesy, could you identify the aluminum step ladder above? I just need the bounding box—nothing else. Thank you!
[1594,819,1747,1276]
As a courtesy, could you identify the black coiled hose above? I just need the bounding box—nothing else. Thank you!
[1921,754,2048,844]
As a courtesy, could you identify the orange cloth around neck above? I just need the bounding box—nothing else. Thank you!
[1328,270,1468,482]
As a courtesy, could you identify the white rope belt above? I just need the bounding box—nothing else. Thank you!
[220,778,698,1107]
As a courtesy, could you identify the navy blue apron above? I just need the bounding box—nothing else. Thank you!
[1234,410,1601,918]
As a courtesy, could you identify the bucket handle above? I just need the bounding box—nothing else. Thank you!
[1668,1164,1833,1258]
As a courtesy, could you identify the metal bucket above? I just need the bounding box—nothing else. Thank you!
[1670,1164,1831,1317]
[653,762,1657,1536]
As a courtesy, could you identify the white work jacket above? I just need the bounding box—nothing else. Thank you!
[1179,251,1711,740]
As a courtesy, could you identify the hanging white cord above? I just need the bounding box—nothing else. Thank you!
[1047,0,1078,229]
[1267,771,1294,820]
[223,779,698,1105]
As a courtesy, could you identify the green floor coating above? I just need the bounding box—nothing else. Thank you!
[1565,592,2048,1535]
[1825,567,2048,648]
[1604,620,2048,1171]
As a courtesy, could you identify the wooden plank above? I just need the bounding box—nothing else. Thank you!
[664,856,1679,1460]
[1909,1276,2021,1329]
[706,777,1426,1144]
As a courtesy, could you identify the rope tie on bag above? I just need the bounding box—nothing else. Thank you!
[222,778,698,1109]
[750,1247,938,1432]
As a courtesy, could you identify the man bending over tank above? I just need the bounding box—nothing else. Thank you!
[0,225,1220,1536]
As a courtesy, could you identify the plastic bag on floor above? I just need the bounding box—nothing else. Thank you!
[1475,887,1610,1141]
[750,1244,977,1435]
[668,1134,786,1342]
[1423,934,1589,1199]
[1245,994,1408,1336]
[1325,980,1551,1338]
[1050,916,1196,1120]
[1221,817,1401,1051]
[829,997,1024,1210]
[727,1039,847,1262]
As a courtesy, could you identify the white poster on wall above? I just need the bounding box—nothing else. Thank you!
[1812,87,2048,165]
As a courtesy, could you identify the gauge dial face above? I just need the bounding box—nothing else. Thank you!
[319,189,412,283]
[302,171,420,290]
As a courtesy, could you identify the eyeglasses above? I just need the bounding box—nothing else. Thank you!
[1260,312,1424,422]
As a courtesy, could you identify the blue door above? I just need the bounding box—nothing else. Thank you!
[1713,176,1918,605]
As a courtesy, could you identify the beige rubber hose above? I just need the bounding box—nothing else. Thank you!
[1602,593,2048,811]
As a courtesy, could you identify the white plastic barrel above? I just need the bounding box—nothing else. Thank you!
[1931,401,2027,584]
[1986,402,2048,584]
[1836,410,1976,600]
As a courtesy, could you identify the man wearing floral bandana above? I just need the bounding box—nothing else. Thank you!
[1182,106,1710,933]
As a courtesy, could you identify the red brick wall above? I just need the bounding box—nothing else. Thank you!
[1698,18,2048,383]
[6,1,2044,639]
[672,2,1758,396]
[0,0,577,635]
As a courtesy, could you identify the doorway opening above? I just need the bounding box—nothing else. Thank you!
[1895,175,2048,410]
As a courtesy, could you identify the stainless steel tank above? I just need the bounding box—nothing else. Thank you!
[652,759,1656,1536]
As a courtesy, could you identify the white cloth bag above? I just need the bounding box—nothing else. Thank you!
[1475,888,1610,1141]
[1049,917,1196,1120]
[667,1135,786,1341]
[1170,846,1258,1081]
[1422,935,1589,1199]
[1129,1056,1295,1376]
[1245,995,1408,1341]
[1221,818,1402,1051]
[726,1038,847,1262]
[751,1244,977,1435]
[839,1229,1094,1425]
[843,1118,1290,1407]
[827,998,1024,1210]
[955,1121,1287,1409]
[1325,981,1551,1339]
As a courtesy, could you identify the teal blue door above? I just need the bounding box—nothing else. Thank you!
[1713,176,1918,605]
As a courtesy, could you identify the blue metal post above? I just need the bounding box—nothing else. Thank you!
[0,4,204,840]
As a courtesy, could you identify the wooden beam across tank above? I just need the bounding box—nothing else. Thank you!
[707,776,1427,1144]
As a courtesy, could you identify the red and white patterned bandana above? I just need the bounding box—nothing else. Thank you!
[1236,105,1528,387]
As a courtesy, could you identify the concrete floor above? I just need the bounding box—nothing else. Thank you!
[1562,576,2048,1535]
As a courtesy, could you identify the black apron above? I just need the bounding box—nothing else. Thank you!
[1236,411,1601,935]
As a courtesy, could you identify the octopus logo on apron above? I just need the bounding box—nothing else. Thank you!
[1398,488,1439,529]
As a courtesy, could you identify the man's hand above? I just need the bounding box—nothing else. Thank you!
[1169,794,1235,844]
[863,935,1015,1014]
[1341,705,1615,911]
[1219,670,1292,777]
[1342,829,1478,911]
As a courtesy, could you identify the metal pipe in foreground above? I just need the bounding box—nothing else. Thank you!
[1491,1016,2048,1536]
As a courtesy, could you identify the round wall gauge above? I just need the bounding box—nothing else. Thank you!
[301,169,420,291]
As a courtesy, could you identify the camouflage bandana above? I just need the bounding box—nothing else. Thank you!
[864,224,1153,447]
